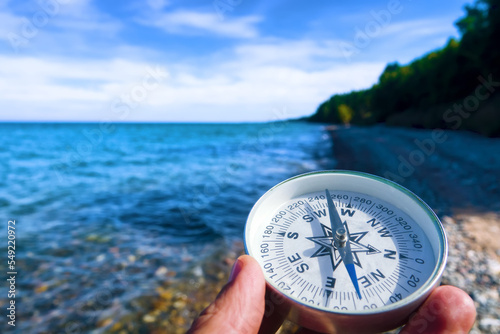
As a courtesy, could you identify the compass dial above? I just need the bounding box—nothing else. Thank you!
[245,171,447,333]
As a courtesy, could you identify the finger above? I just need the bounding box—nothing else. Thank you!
[187,255,266,334]
[258,285,290,334]
[401,285,476,334]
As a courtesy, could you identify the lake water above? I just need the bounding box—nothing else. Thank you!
[0,121,335,332]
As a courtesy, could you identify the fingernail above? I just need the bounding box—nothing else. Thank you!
[229,258,243,282]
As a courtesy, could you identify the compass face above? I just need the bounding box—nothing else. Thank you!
[245,171,447,321]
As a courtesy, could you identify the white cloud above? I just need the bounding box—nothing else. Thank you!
[0,0,122,54]
[147,0,170,10]
[332,16,460,65]
[149,63,384,107]
[378,18,457,39]
[0,12,22,32]
[51,0,122,34]
[0,56,164,104]
[230,39,348,69]
[0,38,385,122]
[139,10,262,38]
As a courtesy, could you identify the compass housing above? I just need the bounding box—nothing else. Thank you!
[245,170,448,333]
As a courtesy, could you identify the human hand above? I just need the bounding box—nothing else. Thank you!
[187,255,476,334]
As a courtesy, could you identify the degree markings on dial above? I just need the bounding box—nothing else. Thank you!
[289,273,299,284]
[313,286,320,300]
[275,268,294,283]
[380,214,397,222]
[358,202,374,214]
[298,283,308,298]
[381,280,392,293]
[351,292,357,309]
[264,256,284,263]
[378,281,388,293]
[284,208,301,220]
[375,288,385,305]
[384,221,399,229]
[312,203,322,211]
[362,290,369,302]
[296,208,307,216]
[291,277,303,287]
[371,288,379,301]
[318,288,325,300]
[400,263,422,274]
[399,254,410,261]
[388,273,399,285]
[396,281,410,293]
[276,261,291,270]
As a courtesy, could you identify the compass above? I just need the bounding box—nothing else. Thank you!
[245,170,447,333]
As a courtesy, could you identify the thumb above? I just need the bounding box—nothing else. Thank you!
[401,285,476,334]
[187,255,266,334]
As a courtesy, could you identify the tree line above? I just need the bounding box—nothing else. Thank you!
[309,0,500,137]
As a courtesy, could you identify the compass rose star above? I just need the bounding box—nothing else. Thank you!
[306,223,380,272]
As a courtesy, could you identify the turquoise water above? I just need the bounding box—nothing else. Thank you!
[0,122,334,332]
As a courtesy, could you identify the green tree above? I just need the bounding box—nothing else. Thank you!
[309,0,500,136]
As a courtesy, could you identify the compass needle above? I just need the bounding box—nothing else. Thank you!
[245,171,447,333]
[325,189,362,299]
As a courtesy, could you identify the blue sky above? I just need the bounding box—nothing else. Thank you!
[0,0,472,122]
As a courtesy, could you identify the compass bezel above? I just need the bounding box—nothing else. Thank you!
[245,170,448,332]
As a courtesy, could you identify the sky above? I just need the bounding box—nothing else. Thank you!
[0,0,473,122]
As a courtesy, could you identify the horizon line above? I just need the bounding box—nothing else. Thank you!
[0,119,307,124]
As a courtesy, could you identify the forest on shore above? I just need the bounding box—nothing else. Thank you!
[309,0,500,137]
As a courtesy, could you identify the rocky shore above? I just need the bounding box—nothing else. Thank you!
[443,213,500,333]
[327,125,500,334]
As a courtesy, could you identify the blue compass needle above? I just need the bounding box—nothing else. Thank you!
[325,189,362,299]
